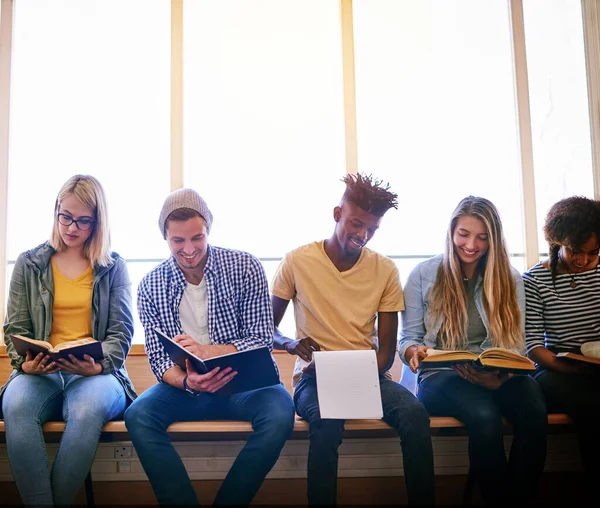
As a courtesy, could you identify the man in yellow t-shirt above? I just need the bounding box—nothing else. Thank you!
[271,173,435,506]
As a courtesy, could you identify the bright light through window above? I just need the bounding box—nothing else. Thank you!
[183,0,346,260]
[354,0,525,277]
[523,0,594,256]
[7,0,171,343]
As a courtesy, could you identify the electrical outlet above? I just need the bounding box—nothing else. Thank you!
[117,461,131,473]
[114,446,132,459]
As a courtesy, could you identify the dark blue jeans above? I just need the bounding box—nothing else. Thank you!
[124,382,295,506]
[534,367,600,488]
[294,374,435,506]
[418,371,547,505]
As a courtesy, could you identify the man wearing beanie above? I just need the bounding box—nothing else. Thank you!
[124,188,295,506]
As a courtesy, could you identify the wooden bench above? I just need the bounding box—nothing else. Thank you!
[0,346,574,506]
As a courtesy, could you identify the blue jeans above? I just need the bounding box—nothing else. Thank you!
[124,382,295,506]
[534,367,600,490]
[294,374,435,506]
[1,371,126,506]
[418,371,547,505]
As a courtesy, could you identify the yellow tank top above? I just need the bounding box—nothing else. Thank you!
[49,258,94,347]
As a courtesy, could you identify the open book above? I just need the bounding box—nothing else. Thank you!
[421,347,536,373]
[10,334,103,362]
[155,329,280,395]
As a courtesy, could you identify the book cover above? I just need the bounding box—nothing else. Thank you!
[154,329,280,395]
[555,351,600,366]
[421,347,536,373]
[10,334,104,362]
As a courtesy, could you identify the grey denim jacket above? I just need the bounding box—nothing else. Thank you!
[1,242,137,404]
[398,254,526,367]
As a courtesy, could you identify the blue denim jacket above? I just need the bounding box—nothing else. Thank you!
[1,242,137,404]
[398,254,526,367]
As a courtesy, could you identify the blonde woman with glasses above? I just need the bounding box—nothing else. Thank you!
[1,174,136,506]
[399,196,547,505]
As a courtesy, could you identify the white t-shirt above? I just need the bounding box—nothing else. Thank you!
[179,278,211,345]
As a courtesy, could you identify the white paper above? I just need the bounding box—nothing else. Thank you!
[314,350,383,419]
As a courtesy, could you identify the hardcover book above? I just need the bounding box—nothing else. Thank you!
[555,351,600,366]
[420,347,536,373]
[154,329,280,395]
[10,334,103,362]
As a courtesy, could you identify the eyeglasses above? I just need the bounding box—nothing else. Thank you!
[57,213,96,231]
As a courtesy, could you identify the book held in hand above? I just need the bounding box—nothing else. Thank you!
[555,348,600,366]
[10,334,103,362]
[421,347,536,373]
[154,329,280,395]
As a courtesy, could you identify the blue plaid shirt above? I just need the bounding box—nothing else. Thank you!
[137,245,276,382]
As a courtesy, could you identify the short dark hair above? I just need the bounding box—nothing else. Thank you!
[340,173,398,217]
[164,207,203,237]
[543,196,600,279]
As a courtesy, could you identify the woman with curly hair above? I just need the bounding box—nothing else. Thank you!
[523,195,600,492]
[400,196,547,505]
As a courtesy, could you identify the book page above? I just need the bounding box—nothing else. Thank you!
[53,337,96,352]
[11,335,51,350]
[314,350,383,420]
[479,348,525,360]
[422,349,477,361]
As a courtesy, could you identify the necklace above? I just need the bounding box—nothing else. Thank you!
[563,259,600,288]
[568,272,577,289]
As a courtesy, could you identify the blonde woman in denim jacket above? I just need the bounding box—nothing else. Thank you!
[399,196,547,505]
[1,175,135,506]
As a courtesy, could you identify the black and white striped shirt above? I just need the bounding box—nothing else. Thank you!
[523,261,600,353]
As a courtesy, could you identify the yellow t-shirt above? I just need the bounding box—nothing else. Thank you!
[270,241,404,386]
[49,258,94,347]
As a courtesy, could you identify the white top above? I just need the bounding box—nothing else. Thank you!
[179,278,211,345]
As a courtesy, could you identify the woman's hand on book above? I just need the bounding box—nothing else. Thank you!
[57,355,103,376]
[453,364,512,390]
[22,351,60,375]
[551,355,593,375]
[406,345,429,373]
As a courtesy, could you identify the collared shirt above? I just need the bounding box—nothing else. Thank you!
[137,245,276,382]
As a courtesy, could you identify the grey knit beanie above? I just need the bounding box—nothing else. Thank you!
[159,188,214,238]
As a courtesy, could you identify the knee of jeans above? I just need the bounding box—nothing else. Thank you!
[309,419,345,446]
[465,408,503,439]
[2,390,44,424]
[470,406,500,423]
[124,400,144,425]
[388,397,431,432]
[123,398,160,431]
[257,403,295,439]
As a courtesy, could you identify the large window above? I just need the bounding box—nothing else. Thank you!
[6,0,171,341]
[523,0,595,255]
[354,0,525,278]
[184,0,346,336]
[183,0,345,258]
[1,0,598,345]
